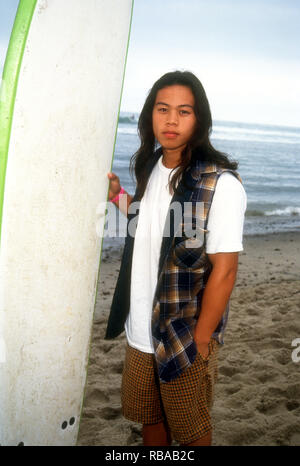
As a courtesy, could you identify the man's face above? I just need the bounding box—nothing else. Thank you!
[152,85,197,153]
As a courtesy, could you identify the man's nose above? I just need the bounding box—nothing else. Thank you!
[166,110,178,125]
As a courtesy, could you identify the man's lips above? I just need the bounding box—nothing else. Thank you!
[162,131,179,139]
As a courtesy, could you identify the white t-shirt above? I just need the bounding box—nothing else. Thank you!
[125,156,247,353]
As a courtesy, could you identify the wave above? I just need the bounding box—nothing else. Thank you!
[245,210,266,217]
[212,135,299,145]
[211,130,300,144]
[213,124,300,139]
[118,115,138,125]
[117,126,138,135]
[265,206,300,216]
[246,207,300,217]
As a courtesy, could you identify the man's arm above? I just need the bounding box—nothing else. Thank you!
[194,252,239,358]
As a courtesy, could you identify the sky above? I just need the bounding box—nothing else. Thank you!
[1,0,300,127]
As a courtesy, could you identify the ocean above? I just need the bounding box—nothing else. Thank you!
[102,112,300,250]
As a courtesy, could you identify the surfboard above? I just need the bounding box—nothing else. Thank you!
[0,0,133,446]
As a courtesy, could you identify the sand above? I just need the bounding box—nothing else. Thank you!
[77,231,300,446]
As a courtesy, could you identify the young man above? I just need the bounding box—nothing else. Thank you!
[105,71,247,446]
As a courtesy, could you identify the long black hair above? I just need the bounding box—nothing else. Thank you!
[130,70,238,199]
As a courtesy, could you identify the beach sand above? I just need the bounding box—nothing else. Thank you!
[77,231,300,446]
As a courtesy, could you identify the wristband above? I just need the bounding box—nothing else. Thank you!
[110,187,125,204]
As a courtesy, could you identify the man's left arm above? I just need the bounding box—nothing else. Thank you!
[194,252,239,358]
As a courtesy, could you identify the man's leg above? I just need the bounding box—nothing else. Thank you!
[142,421,172,446]
[122,345,167,445]
[160,339,219,447]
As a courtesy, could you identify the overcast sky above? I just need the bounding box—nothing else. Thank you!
[1,0,300,127]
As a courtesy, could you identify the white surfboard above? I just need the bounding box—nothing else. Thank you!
[0,0,133,446]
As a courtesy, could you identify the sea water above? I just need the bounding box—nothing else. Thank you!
[102,112,300,250]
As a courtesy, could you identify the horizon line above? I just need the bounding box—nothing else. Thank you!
[119,110,300,131]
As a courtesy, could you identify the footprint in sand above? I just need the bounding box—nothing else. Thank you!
[224,384,242,395]
[100,406,121,420]
[219,364,240,377]
[246,306,260,316]
[84,387,110,407]
[101,342,115,353]
[286,383,300,399]
[256,396,282,414]
[274,349,292,365]
[111,360,124,374]
[256,368,278,383]
[285,400,300,412]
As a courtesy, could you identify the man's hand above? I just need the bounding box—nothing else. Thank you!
[195,340,210,360]
[107,172,132,216]
[107,172,121,200]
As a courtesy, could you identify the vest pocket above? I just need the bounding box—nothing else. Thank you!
[172,236,207,269]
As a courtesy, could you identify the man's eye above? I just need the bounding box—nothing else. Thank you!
[180,109,190,115]
[158,107,167,112]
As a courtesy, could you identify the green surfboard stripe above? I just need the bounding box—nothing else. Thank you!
[0,0,38,248]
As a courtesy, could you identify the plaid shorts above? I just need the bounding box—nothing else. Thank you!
[121,337,219,445]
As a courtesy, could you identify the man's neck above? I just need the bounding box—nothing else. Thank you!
[162,148,183,168]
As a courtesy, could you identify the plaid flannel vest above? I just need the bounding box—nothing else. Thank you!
[105,150,242,383]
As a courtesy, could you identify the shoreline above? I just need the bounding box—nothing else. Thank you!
[100,230,300,276]
[77,229,300,446]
